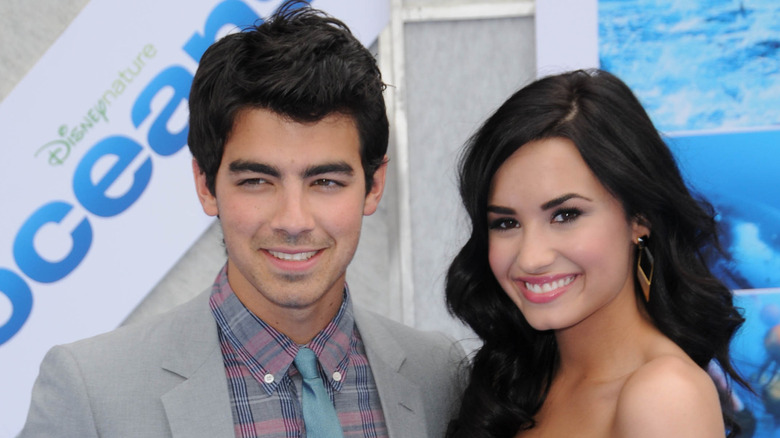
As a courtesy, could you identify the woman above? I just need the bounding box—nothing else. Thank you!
[445,69,746,437]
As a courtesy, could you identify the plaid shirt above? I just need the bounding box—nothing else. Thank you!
[209,265,388,438]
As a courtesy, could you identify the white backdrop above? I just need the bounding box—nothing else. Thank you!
[535,0,598,76]
[0,0,389,435]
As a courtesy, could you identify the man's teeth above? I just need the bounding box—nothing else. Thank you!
[269,250,317,261]
[525,276,575,294]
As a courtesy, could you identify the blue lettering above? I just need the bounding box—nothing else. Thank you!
[0,269,33,345]
[73,136,153,217]
[13,201,93,283]
[0,0,289,346]
[183,0,262,63]
[131,66,193,156]
[275,1,310,14]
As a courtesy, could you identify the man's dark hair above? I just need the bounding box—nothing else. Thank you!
[188,0,388,194]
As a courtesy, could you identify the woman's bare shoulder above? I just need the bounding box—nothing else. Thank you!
[612,355,724,438]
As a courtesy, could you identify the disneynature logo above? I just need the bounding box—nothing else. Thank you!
[1,0,276,345]
[34,45,158,166]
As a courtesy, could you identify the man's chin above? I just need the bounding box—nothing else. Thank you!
[274,294,323,310]
[279,272,308,283]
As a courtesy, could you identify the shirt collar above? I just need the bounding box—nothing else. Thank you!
[209,264,355,394]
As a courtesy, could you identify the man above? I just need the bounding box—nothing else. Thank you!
[20,2,464,437]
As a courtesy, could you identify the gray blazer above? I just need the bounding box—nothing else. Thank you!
[19,290,465,438]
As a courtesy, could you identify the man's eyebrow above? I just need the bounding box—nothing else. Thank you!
[540,193,592,210]
[303,161,354,178]
[487,205,515,215]
[228,160,280,177]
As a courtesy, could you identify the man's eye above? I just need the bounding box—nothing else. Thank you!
[552,208,581,224]
[488,218,519,230]
[238,178,265,186]
[313,179,343,187]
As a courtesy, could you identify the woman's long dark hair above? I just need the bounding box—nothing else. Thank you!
[445,69,746,437]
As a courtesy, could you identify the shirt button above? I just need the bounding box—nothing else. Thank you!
[332,371,342,382]
[264,374,274,384]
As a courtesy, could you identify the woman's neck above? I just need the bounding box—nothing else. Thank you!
[553,289,658,384]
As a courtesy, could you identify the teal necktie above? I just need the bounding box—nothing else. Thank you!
[294,347,345,438]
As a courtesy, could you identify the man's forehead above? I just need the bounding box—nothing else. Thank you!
[231,107,358,131]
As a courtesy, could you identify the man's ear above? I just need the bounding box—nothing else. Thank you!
[363,157,388,216]
[192,158,219,217]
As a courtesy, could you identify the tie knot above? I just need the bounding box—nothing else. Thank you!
[294,347,319,380]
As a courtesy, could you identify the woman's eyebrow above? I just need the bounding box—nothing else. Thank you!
[487,205,515,215]
[540,193,592,210]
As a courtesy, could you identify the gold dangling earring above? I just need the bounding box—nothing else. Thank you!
[636,236,654,302]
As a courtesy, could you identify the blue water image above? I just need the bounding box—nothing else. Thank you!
[731,291,780,437]
[668,130,780,290]
[674,132,779,434]
[599,0,780,132]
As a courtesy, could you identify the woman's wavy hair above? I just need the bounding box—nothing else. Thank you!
[445,69,746,437]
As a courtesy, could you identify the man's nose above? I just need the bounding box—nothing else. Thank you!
[269,186,315,237]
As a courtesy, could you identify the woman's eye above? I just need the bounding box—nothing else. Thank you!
[488,218,519,230]
[552,208,581,223]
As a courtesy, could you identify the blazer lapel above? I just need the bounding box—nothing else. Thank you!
[159,291,235,438]
[354,307,427,438]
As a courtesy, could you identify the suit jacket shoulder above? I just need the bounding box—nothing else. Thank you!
[354,306,466,438]
[20,290,234,438]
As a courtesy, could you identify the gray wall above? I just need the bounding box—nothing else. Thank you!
[0,0,536,348]
[402,12,535,346]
